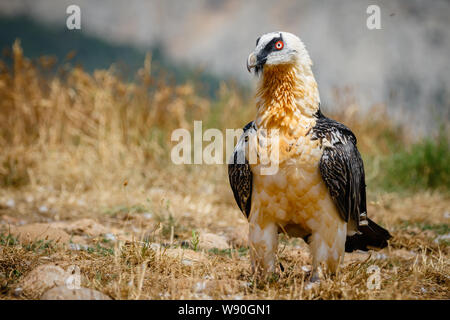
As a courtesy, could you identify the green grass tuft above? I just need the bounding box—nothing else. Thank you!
[374,130,450,192]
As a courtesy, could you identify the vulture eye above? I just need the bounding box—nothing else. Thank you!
[274,40,284,50]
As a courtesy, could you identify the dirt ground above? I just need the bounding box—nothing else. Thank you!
[1,171,449,300]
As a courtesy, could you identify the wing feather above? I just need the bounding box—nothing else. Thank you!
[312,111,367,226]
[228,121,255,218]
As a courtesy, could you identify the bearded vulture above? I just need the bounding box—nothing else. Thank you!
[228,31,391,279]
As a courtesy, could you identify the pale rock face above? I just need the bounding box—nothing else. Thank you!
[20,264,69,296]
[41,286,111,300]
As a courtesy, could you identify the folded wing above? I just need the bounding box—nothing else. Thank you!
[228,121,255,218]
[312,110,391,251]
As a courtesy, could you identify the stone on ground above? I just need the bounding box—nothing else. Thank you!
[41,286,111,300]
[20,264,69,296]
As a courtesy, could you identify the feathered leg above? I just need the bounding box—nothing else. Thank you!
[248,212,278,276]
[308,218,346,280]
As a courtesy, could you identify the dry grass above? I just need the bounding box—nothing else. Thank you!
[1,187,448,300]
[0,41,448,300]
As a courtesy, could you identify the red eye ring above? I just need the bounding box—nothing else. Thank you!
[275,40,284,50]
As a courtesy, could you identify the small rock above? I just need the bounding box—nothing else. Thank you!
[142,212,153,220]
[38,206,49,213]
[374,253,387,260]
[13,287,23,297]
[69,243,88,251]
[69,243,82,251]
[41,286,111,300]
[182,259,194,266]
[103,233,116,242]
[6,199,15,208]
[434,234,450,244]
[149,243,161,250]
[304,283,314,290]
[305,281,320,291]
[20,264,69,296]
[301,266,311,273]
[198,232,230,250]
[194,281,207,293]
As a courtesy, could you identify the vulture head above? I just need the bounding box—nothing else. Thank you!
[247,31,313,76]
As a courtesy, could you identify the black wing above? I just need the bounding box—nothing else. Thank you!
[228,121,255,218]
[312,110,367,226]
[312,109,391,251]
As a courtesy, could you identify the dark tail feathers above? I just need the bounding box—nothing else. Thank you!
[345,218,392,253]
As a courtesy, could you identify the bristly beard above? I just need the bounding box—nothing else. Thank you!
[254,58,266,76]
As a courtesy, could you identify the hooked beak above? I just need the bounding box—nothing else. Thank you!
[247,52,257,72]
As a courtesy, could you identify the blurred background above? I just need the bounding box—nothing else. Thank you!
[1,0,449,133]
[0,1,448,192]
